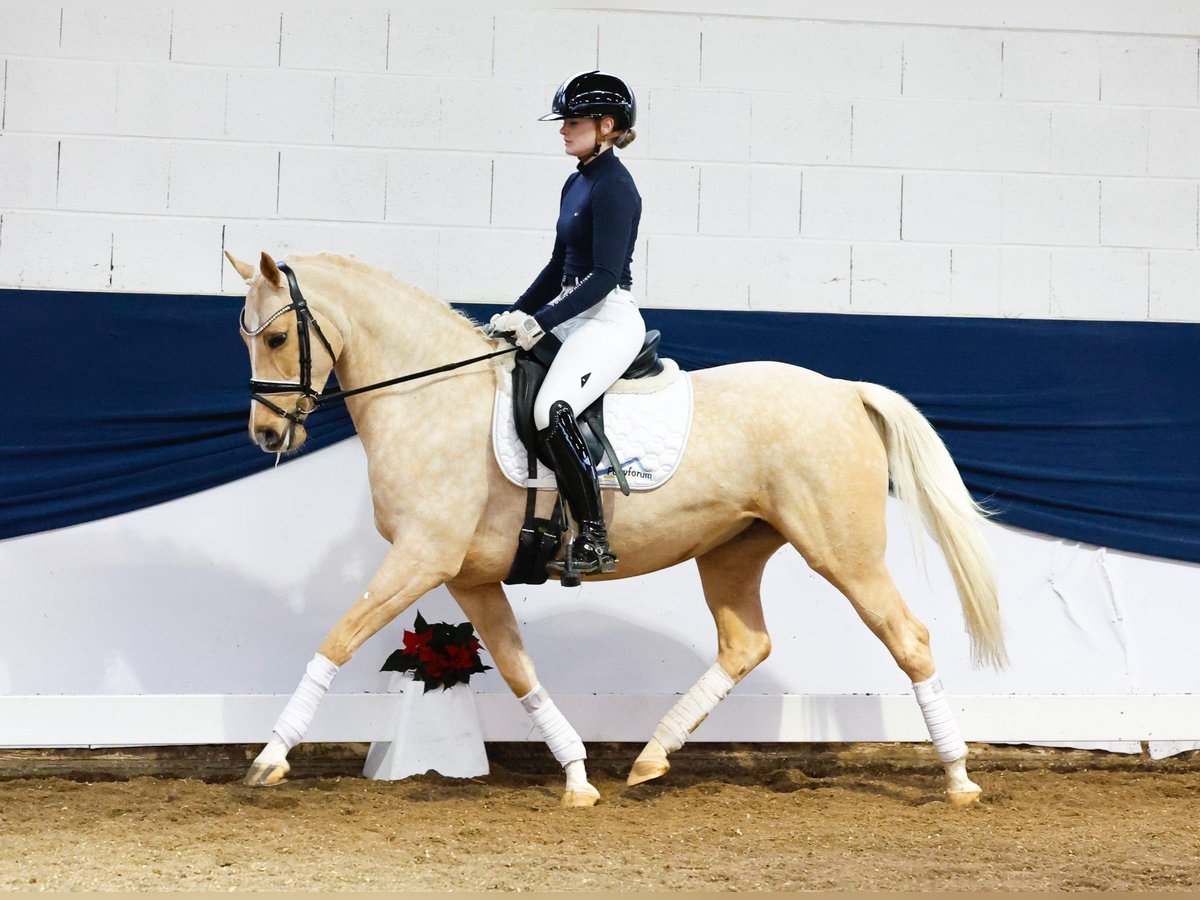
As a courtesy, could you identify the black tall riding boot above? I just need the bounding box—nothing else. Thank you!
[540,400,617,575]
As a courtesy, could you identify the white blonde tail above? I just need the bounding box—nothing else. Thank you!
[856,382,1007,670]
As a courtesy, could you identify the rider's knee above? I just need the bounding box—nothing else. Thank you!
[534,396,574,431]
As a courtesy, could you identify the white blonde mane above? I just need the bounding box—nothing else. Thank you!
[290,252,484,335]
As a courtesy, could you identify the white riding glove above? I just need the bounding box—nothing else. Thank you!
[510,311,546,350]
[489,310,520,333]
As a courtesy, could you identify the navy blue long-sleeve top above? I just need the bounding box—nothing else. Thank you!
[512,149,641,332]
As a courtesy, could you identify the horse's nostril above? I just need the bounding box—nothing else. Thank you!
[255,427,282,451]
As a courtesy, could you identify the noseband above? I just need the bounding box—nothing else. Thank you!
[240,262,517,427]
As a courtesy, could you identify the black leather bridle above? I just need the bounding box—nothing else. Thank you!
[240,261,515,427]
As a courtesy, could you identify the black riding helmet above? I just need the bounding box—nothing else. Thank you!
[538,71,637,130]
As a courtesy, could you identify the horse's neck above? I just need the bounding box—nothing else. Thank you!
[299,260,487,393]
[295,259,498,502]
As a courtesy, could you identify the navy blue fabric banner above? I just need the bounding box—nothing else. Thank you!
[4,288,1198,565]
[2,289,356,540]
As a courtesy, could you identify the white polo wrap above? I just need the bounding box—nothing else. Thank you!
[272,653,339,750]
[652,663,735,753]
[913,672,968,762]
[520,684,586,767]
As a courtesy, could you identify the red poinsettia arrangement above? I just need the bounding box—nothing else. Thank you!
[381,612,492,693]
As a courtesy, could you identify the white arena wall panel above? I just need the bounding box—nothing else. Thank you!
[1,4,1198,752]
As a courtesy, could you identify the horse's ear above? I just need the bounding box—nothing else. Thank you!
[259,251,282,288]
[223,250,255,283]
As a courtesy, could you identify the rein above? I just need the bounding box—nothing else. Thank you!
[241,262,516,425]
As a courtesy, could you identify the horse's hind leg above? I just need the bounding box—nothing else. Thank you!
[448,582,599,808]
[829,562,981,805]
[628,521,784,786]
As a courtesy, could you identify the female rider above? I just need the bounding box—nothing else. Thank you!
[491,71,645,576]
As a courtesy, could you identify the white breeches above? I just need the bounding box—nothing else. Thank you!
[533,287,646,431]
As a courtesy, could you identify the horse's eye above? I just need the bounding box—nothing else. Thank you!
[267,331,288,349]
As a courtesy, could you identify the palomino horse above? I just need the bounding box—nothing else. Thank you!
[227,250,1006,807]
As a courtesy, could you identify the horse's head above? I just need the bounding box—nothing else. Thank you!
[225,250,341,454]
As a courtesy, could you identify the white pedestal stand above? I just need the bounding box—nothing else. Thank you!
[363,671,490,780]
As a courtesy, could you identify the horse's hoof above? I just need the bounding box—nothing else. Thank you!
[947,788,982,808]
[627,757,670,786]
[561,788,600,808]
[243,761,289,787]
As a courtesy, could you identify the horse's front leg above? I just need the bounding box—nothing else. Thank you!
[244,547,449,786]
[629,523,782,785]
[448,582,599,808]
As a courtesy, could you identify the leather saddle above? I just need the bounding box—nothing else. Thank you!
[511,329,664,484]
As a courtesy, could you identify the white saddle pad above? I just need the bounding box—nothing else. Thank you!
[492,359,693,491]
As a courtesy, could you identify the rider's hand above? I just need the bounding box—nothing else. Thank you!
[510,312,546,350]
[489,310,519,333]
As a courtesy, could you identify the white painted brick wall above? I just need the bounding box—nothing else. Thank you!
[1150,251,1200,322]
[111,218,223,294]
[900,28,1002,100]
[438,227,550,304]
[168,143,279,219]
[0,212,114,290]
[0,8,1194,323]
[57,139,170,215]
[492,11,597,83]
[1050,249,1149,319]
[949,246,1001,316]
[748,167,803,237]
[851,243,951,315]
[59,8,171,63]
[1050,107,1148,176]
[386,11,494,78]
[170,9,281,68]
[598,12,701,87]
[801,169,900,242]
[1101,180,1198,250]
[115,64,226,140]
[491,155,568,230]
[328,223,441,298]
[1149,110,1200,179]
[4,58,119,135]
[225,70,336,144]
[1099,36,1200,107]
[748,240,850,312]
[853,99,1050,172]
[0,8,59,55]
[280,10,388,73]
[999,247,1052,318]
[698,165,750,235]
[1001,32,1101,102]
[750,95,852,166]
[634,160,700,235]
[277,147,386,222]
[384,151,491,227]
[438,80,549,156]
[646,235,750,309]
[220,221,337,292]
[648,88,751,162]
[1002,176,1100,247]
[0,135,58,209]
[702,18,901,97]
[333,74,441,149]
[902,173,1002,244]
